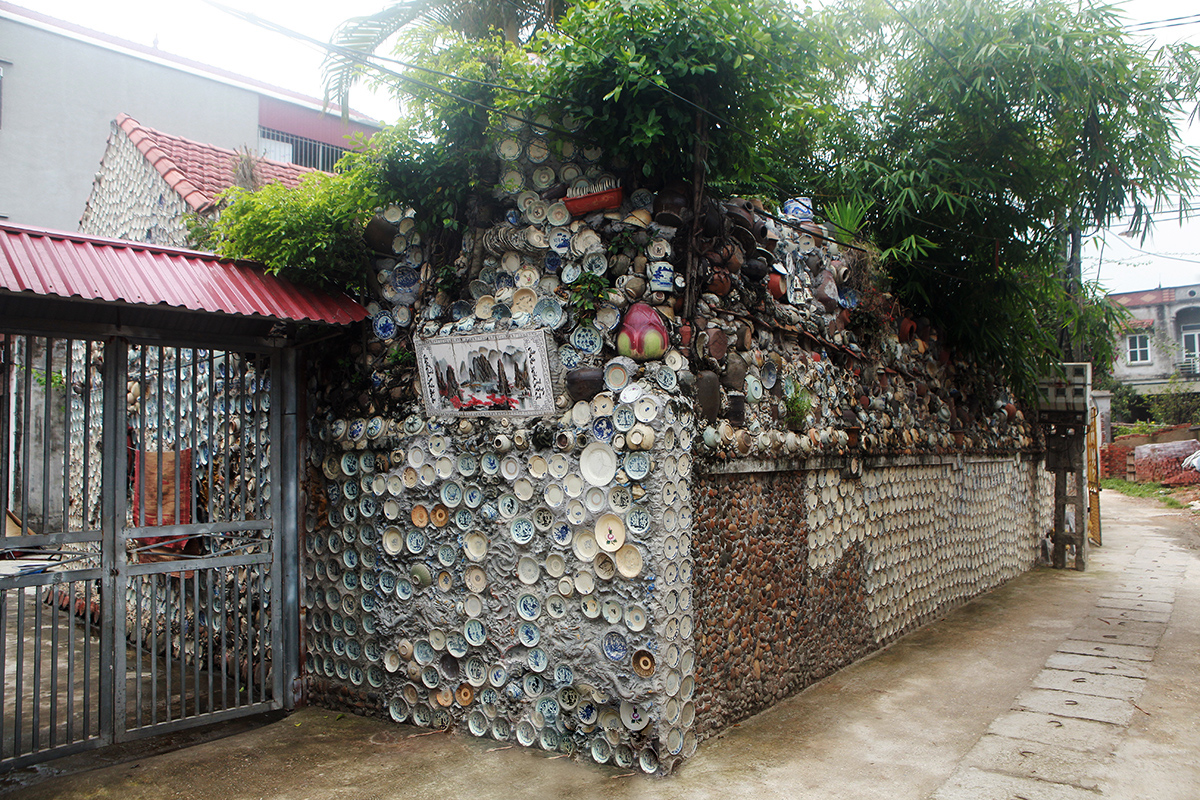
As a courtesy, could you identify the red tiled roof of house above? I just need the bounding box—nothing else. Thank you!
[116,113,316,213]
[1110,288,1177,308]
[1125,318,1154,329]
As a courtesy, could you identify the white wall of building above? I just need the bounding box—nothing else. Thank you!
[0,12,262,231]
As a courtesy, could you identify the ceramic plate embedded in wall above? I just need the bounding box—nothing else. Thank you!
[463,484,484,509]
[517,622,540,647]
[624,452,650,481]
[624,604,647,632]
[548,453,569,479]
[402,466,419,488]
[570,324,603,354]
[566,499,586,525]
[594,552,616,581]
[544,482,565,508]
[614,543,643,578]
[575,569,596,596]
[573,532,597,563]
[613,404,636,432]
[501,456,522,481]
[521,508,548,535]
[550,522,572,547]
[580,442,618,486]
[571,400,593,427]
[464,531,488,561]
[382,526,404,555]
[464,565,487,593]
[557,344,581,369]
[511,517,535,545]
[626,505,650,535]
[634,395,659,423]
[594,513,625,552]
[584,486,607,513]
[591,391,615,417]
[602,631,628,662]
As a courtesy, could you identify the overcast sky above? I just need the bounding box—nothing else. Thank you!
[14,0,1200,295]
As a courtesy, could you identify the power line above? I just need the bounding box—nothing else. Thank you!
[1101,235,1200,266]
[204,2,588,142]
[1127,13,1200,30]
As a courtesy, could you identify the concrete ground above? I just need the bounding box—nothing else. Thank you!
[4,489,1198,799]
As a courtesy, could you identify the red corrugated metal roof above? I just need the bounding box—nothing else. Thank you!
[0,222,368,326]
[116,114,315,213]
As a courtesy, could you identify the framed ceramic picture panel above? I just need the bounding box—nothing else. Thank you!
[416,329,556,417]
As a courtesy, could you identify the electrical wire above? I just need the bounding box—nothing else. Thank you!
[1099,234,1200,266]
[204,1,589,142]
[1127,13,1200,30]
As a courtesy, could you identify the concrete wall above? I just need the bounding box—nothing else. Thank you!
[77,120,192,247]
[0,12,260,231]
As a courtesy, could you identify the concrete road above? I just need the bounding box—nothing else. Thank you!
[5,490,1198,799]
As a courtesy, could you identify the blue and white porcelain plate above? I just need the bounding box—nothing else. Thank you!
[464,619,487,647]
[517,593,541,621]
[517,622,540,647]
[602,630,628,662]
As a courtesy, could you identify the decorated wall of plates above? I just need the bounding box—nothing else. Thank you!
[303,371,695,774]
[300,119,1053,775]
[688,455,1053,743]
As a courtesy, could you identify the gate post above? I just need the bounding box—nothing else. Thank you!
[276,348,300,709]
[99,338,128,742]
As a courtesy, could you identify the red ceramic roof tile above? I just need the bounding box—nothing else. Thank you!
[0,222,368,326]
[1110,287,1177,308]
[1126,318,1154,329]
[115,113,317,212]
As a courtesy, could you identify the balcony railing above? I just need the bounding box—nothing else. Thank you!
[1175,358,1200,377]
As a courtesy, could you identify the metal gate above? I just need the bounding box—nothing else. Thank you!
[1,332,289,769]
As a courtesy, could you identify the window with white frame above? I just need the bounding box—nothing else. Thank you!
[1127,333,1150,363]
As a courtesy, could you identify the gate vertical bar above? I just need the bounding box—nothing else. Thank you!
[276,348,297,709]
[103,338,127,744]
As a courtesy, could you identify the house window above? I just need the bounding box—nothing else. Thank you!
[1127,334,1150,363]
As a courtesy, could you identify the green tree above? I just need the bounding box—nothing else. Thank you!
[521,0,833,188]
[323,0,565,115]
[805,0,1199,400]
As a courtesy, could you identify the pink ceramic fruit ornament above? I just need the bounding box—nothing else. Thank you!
[617,303,669,361]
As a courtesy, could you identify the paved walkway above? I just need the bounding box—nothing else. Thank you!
[5,490,1198,799]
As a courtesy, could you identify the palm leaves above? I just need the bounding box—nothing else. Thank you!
[322,0,564,116]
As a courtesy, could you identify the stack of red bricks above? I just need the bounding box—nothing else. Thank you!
[1133,440,1200,484]
[1099,443,1131,479]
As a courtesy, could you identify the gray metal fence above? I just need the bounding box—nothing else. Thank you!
[1,333,290,769]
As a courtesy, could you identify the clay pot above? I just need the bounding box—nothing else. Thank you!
[726,393,746,425]
[722,351,747,390]
[706,270,733,297]
[566,367,605,401]
[813,269,841,313]
[654,184,690,227]
[898,317,916,343]
[768,273,787,300]
[696,371,721,424]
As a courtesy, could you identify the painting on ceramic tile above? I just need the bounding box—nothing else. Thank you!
[416,330,556,417]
